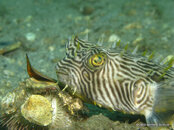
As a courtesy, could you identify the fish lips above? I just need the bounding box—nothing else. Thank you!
[56,70,70,84]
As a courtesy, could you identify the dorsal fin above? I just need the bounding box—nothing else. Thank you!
[26,54,57,83]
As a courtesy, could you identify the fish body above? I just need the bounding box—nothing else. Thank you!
[56,36,174,126]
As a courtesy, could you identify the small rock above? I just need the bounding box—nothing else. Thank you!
[123,23,142,30]
[24,15,33,22]
[48,46,55,51]
[132,35,143,45]
[21,95,53,126]
[25,33,36,42]
[3,70,14,76]
[51,57,60,63]
[81,6,94,15]
[108,34,120,42]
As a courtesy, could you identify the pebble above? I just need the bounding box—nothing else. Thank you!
[81,6,94,15]
[24,15,33,22]
[3,70,14,76]
[21,95,53,126]
[123,23,142,30]
[108,34,120,42]
[25,33,36,42]
[132,35,143,45]
[48,46,55,51]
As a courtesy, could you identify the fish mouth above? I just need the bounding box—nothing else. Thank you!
[56,70,70,84]
[56,63,69,76]
[56,70,68,76]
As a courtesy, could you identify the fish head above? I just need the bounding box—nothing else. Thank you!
[56,36,111,98]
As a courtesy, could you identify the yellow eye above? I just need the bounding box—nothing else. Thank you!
[89,53,106,67]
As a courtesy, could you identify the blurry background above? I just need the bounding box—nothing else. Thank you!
[0,0,174,129]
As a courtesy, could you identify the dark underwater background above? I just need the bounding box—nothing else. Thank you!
[0,0,174,129]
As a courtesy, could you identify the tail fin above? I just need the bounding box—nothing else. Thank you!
[147,79,174,126]
[154,79,174,112]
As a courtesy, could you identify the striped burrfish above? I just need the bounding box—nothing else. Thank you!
[56,36,174,126]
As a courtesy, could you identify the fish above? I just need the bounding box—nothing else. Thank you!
[56,36,174,127]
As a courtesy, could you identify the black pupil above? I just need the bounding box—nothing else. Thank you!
[94,56,101,63]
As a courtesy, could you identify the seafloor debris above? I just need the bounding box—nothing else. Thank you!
[25,32,36,42]
[0,41,21,55]
[21,94,53,126]
[0,77,85,130]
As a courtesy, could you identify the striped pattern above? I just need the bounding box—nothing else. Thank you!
[56,36,174,114]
